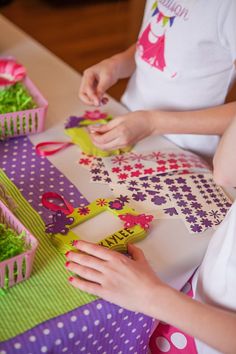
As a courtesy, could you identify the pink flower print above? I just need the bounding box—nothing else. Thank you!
[83,110,108,120]
[118,173,128,180]
[170,163,179,170]
[79,158,92,166]
[168,159,177,164]
[157,166,166,173]
[123,165,132,171]
[134,163,144,169]
[111,155,129,166]
[157,159,166,165]
[131,170,141,177]
[144,168,155,175]
[129,152,150,162]
[109,199,124,210]
[112,167,121,173]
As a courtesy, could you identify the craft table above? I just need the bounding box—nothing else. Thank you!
[0,15,235,354]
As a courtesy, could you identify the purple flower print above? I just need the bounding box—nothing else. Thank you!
[128,187,140,192]
[117,195,130,204]
[210,193,217,199]
[186,193,197,201]
[109,199,124,210]
[164,178,175,185]
[105,177,112,183]
[225,202,232,208]
[181,207,192,215]
[65,115,84,129]
[206,188,214,194]
[91,168,101,174]
[172,192,183,200]
[177,200,187,207]
[169,185,179,192]
[180,185,192,193]
[203,184,211,189]
[186,215,197,223]
[140,176,149,181]
[176,177,186,184]
[132,192,147,202]
[92,176,102,181]
[103,170,109,176]
[220,207,227,214]
[151,195,167,206]
[201,218,213,228]
[196,209,207,218]
[216,203,223,208]
[191,224,203,233]
[206,200,212,205]
[146,190,157,196]
[164,207,178,216]
[142,182,150,189]
[129,180,138,186]
[213,198,220,204]
[190,201,202,209]
[150,176,160,183]
[208,210,221,219]
[154,184,163,191]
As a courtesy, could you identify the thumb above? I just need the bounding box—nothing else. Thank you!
[90,117,122,134]
[96,75,112,99]
[127,243,145,261]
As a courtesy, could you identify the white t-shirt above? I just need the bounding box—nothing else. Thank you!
[122,0,236,157]
[192,200,236,353]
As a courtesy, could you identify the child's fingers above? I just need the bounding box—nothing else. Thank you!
[79,73,100,106]
[127,243,145,261]
[66,261,103,283]
[91,134,122,151]
[66,250,107,272]
[72,240,115,261]
[68,276,103,297]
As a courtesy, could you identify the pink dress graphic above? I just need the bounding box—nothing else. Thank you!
[138,23,166,71]
[137,7,177,77]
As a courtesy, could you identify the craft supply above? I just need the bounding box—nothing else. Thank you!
[0,198,38,289]
[0,78,48,139]
[43,193,153,253]
[0,82,37,114]
[0,58,26,86]
[65,110,132,157]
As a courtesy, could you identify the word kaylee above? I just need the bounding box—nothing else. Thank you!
[99,228,134,248]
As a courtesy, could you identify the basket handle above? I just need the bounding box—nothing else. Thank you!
[0,183,17,211]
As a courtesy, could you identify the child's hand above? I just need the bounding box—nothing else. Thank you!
[88,110,153,150]
[79,58,119,106]
[65,240,165,314]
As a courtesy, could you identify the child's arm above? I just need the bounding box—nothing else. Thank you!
[213,116,236,186]
[66,241,236,354]
[79,44,136,106]
[89,100,236,151]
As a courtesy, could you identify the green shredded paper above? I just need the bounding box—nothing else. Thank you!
[0,223,27,262]
[0,83,37,114]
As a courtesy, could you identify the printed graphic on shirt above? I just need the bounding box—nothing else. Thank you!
[137,0,195,77]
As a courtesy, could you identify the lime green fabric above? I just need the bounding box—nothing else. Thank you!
[0,170,95,341]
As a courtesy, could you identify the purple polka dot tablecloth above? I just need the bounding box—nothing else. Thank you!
[0,137,154,354]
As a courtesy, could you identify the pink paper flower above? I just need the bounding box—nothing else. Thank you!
[0,59,26,86]
[83,110,108,120]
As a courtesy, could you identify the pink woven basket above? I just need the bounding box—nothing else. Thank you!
[0,199,38,288]
[0,76,48,139]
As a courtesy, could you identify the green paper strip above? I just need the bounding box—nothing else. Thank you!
[0,170,95,341]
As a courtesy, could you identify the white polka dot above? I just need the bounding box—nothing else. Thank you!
[83,309,90,315]
[96,303,102,309]
[75,340,80,346]
[123,315,128,320]
[104,333,109,338]
[127,322,132,327]
[115,327,120,332]
[40,346,48,353]
[138,316,144,321]
[92,340,98,345]
[118,308,124,314]
[111,321,116,326]
[0,350,7,354]
[155,336,171,352]
[109,339,114,344]
[14,343,22,349]
[43,328,50,335]
[100,327,105,333]
[62,348,68,352]
[97,346,103,351]
[55,339,62,345]
[181,282,191,294]
[113,345,118,350]
[80,347,86,352]
[57,322,64,328]
[171,332,187,349]
[82,326,87,332]
[142,322,147,328]
[125,339,129,344]
[136,335,141,340]
[131,328,136,333]
[29,335,36,342]
[120,333,125,338]
[68,332,75,339]
[88,334,93,339]
[94,320,100,326]
[129,347,134,351]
